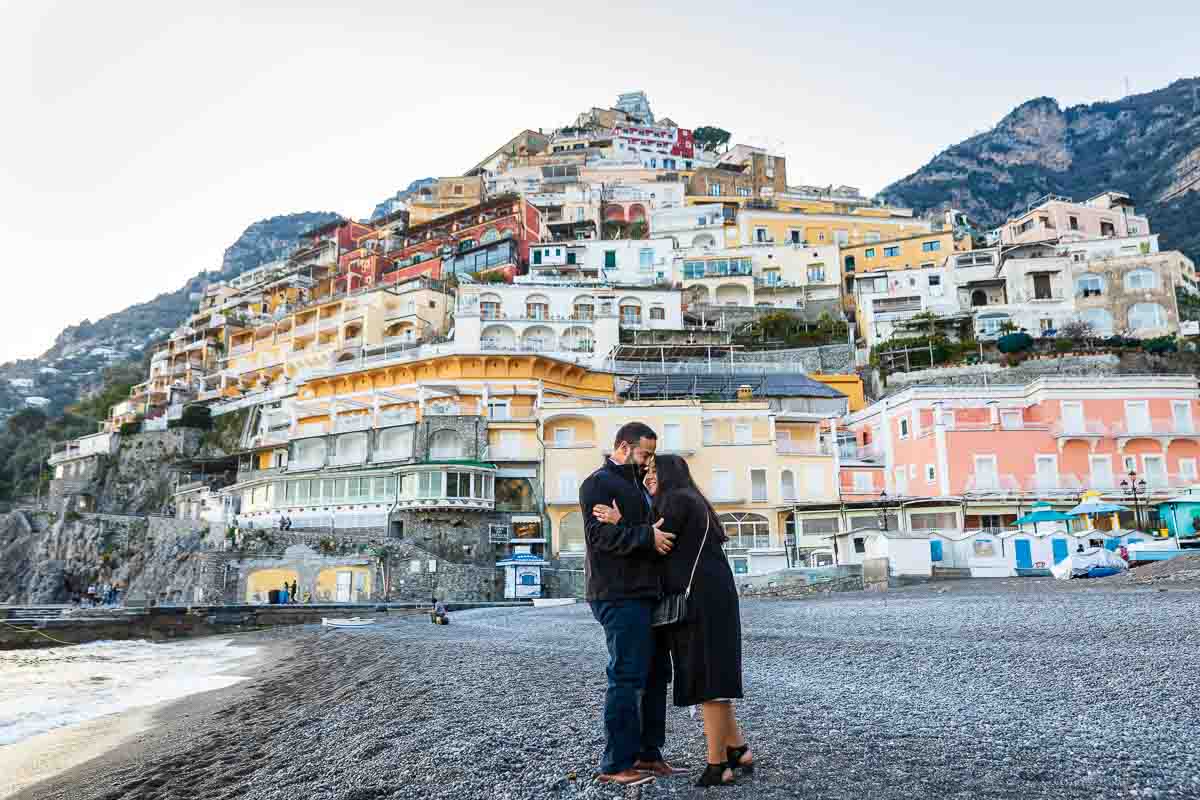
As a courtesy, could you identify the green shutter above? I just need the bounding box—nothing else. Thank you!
[604,250,617,269]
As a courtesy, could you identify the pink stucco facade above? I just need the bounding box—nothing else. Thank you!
[845,377,1200,499]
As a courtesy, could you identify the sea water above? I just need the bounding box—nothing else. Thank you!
[0,638,258,747]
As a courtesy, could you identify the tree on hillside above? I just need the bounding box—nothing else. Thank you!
[694,126,731,153]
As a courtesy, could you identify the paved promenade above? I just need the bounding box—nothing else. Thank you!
[19,579,1200,799]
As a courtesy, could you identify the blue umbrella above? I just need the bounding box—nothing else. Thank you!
[1068,500,1129,515]
[1014,502,1076,526]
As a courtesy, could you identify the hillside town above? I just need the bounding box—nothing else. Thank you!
[40,90,1200,604]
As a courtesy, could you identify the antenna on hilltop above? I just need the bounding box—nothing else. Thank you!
[1124,76,1131,97]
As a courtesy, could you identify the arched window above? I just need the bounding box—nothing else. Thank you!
[559,511,585,552]
[525,294,549,320]
[1124,268,1158,291]
[1128,302,1167,331]
[376,427,414,460]
[971,289,988,307]
[780,470,796,502]
[720,512,771,550]
[1079,308,1114,336]
[429,429,466,460]
[480,227,500,244]
[1075,273,1105,298]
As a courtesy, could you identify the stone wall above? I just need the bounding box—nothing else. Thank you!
[731,343,854,372]
[97,429,208,514]
[385,540,501,602]
[542,562,587,599]
[735,565,864,599]
[883,354,1121,394]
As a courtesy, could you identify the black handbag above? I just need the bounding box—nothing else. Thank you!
[651,513,709,629]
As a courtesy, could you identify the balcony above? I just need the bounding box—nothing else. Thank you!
[962,473,1022,494]
[1025,473,1086,493]
[546,439,594,450]
[229,343,253,357]
[319,317,339,332]
[840,443,883,463]
[776,440,832,456]
[1051,421,1108,438]
[334,416,372,433]
[1111,418,1200,439]
[329,452,367,467]
[293,322,316,338]
[489,447,527,461]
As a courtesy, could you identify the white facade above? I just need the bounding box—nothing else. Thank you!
[651,203,728,250]
[527,238,675,285]
[24,396,51,408]
[683,244,843,311]
[455,282,683,366]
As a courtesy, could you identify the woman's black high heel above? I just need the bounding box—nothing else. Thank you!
[696,763,734,787]
[727,744,754,774]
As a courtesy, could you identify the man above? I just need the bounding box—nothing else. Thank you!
[579,421,680,786]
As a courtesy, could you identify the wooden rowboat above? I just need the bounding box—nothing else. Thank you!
[322,617,376,628]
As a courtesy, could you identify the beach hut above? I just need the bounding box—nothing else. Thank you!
[1008,502,1078,573]
[827,529,933,577]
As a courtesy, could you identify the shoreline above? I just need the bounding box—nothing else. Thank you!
[2,630,295,800]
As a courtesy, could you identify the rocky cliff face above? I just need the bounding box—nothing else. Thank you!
[367,177,436,220]
[882,77,1200,261]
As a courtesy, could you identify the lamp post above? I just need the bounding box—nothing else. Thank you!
[1120,471,1148,531]
[877,490,890,532]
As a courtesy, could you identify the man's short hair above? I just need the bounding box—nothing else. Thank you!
[614,421,656,448]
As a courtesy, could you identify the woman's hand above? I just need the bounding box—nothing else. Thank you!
[593,499,621,525]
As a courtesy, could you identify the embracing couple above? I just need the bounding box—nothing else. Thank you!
[579,421,754,788]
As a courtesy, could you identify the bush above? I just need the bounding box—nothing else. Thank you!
[1055,338,1077,353]
[1143,335,1178,355]
[997,332,1034,354]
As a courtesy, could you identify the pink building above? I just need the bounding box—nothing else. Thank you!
[1000,191,1150,246]
[843,376,1200,527]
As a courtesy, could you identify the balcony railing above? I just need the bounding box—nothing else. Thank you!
[546,440,594,449]
[334,416,372,433]
[1025,473,1086,492]
[840,444,883,462]
[962,473,1022,493]
[293,322,316,337]
[1051,421,1108,437]
[1111,418,1200,437]
[776,440,832,456]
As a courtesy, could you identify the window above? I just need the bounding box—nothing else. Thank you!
[377,427,414,459]
[1069,215,1079,231]
[755,227,769,243]
[853,538,866,554]
[559,511,585,552]
[1144,455,1167,488]
[751,469,768,502]
[650,307,665,320]
[1000,410,1022,430]
[1034,455,1058,490]
[553,427,574,447]
[865,231,881,243]
[1173,400,1194,434]
[663,423,682,451]
[1124,269,1158,291]
[899,418,909,439]
[734,424,751,444]
[429,429,465,459]
[557,471,578,500]
[921,240,942,253]
[712,469,734,499]
[780,470,796,501]
[604,250,617,269]
[1100,220,1115,237]
[790,230,802,244]
[910,512,956,531]
[1128,302,1167,331]
[865,248,876,258]
[807,264,825,283]
[884,246,901,257]
[639,249,654,272]
[620,304,642,325]
[973,455,999,490]
[894,467,908,494]
[853,472,873,492]
[1180,458,1198,484]
[925,464,936,482]
[1080,308,1114,335]
[1033,274,1053,300]
[497,430,520,457]
[928,275,941,287]
[702,421,714,445]
[720,512,770,550]
[1090,455,1114,489]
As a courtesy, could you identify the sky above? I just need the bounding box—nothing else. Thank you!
[1,0,1197,364]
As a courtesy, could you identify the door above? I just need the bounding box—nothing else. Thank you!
[930,540,944,562]
[1033,274,1052,299]
[1035,455,1057,490]
[335,571,352,603]
[1173,401,1194,433]
[532,248,542,265]
[1062,402,1085,434]
[1052,538,1069,564]
[1014,539,1033,569]
[1143,455,1167,488]
[1126,401,1151,434]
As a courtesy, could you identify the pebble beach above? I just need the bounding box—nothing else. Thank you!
[11,579,1200,800]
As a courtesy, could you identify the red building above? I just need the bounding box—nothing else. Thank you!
[335,195,546,290]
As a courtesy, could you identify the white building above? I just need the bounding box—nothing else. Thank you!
[527,238,675,285]
[681,244,843,317]
[25,396,51,409]
[651,203,729,250]
[454,282,683,366]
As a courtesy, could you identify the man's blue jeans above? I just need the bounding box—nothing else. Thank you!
[590,598,669,774]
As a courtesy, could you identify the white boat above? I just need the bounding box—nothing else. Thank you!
[322,617,376,628]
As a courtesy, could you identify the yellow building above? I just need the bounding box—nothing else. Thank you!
[539,398,841,576]
[838,231,970,308]
[734,207,933,250]
[407,176,486,224]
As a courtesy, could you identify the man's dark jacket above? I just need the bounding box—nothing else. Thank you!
[579,458,661,602]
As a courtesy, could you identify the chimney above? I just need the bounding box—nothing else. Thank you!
[736,384,753,402]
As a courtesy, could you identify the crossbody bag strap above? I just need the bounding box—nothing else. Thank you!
[683,513,710,600]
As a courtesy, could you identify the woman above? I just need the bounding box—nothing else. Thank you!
[594,454,753,787]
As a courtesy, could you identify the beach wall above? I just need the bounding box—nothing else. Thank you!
[735,565,864,599]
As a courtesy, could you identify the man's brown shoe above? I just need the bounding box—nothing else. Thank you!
[634,760,689,777]
[596,769,655,786]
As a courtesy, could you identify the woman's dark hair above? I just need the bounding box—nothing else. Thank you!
[650,454,727,543]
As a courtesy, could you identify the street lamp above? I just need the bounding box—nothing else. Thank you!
[1120,471,1148,531]
[877,490,890,532]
